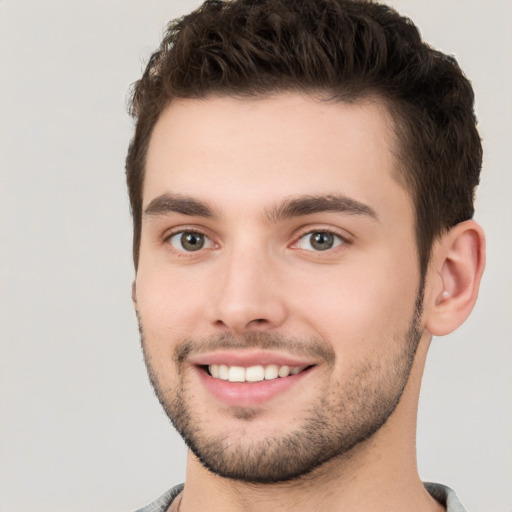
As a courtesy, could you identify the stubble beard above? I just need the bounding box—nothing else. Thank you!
[138,292,423,485]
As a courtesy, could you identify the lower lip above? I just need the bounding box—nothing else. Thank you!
[195,366,313,407]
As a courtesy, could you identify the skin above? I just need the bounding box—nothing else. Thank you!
[133,93,485,512]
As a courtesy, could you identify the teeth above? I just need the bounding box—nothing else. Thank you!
[278,365,290,377]
[219,364,229,380]
[264,364,279,380]
[228,366,245,382]
[245,365,265,382]
[208,364,305,382]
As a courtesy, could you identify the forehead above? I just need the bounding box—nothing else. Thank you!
[143,93,410,220]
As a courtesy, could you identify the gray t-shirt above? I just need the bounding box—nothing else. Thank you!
[134,482,466,512]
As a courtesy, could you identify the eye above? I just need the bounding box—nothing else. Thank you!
[168,231,213,252]
[296,231,344,251]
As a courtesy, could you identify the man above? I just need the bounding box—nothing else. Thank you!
[126,1,485,511]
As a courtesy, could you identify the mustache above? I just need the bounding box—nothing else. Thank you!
[173,331,335,366]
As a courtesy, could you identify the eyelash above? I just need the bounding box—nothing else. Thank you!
[163,227,351,255]
[165,228,215,254]
[292,228,350,252]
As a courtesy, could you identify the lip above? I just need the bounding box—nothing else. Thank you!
[194,364,315,407]
[189,349,315,368]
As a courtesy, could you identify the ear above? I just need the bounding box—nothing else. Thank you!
[424,220,485,336]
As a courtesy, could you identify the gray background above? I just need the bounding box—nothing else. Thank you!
[0,1,510,511]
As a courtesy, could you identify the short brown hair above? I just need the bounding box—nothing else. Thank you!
[126,0,482,274]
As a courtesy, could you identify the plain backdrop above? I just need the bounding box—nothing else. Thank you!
[0,1,510,511]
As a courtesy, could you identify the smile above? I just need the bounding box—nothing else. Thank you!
[208,364,307,382]
[194,358,316,407]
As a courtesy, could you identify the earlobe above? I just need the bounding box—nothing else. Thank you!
[425,220,486,336]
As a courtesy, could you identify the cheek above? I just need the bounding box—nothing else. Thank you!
[134,266,203,348]
[287,255,420,354]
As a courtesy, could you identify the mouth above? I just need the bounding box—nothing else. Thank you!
[205,363,310,382]
[193,358,316,408]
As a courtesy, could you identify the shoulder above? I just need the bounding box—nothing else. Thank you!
[134,484,184,512]
[424,482,467,512]
[135,482,465,512]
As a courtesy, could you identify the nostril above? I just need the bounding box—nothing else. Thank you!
[248,318,269,327]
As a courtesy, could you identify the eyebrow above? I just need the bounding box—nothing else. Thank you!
[144,193,216,218]
[143,192,378,223]
[265,194,378,223]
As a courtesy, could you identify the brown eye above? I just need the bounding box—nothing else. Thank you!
[297,231,343,251]
[169,231,212,252]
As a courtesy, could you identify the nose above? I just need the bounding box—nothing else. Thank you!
[209,244,288,334]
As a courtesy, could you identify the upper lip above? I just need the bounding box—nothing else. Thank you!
[188,349,317,368]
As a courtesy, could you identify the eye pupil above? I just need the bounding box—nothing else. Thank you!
[181,232,204,251]
[310,232,334,251]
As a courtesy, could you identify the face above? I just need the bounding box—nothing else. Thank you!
[134,93,424,483]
